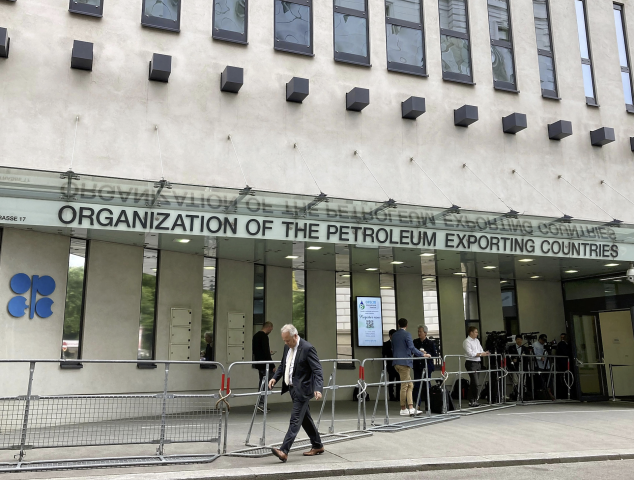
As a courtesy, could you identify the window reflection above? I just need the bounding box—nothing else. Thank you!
[292,270,306,339]
[61,239,88,360]
[77,0,101,5]
[582,63,595,99]
[538,54,556,91]
[335,13,368,57]
[138,249,158,361]
[386,24,424,67]
[144,0,178,20]
[275,1,311,46]
[533,0,551,52]
[335,0,366,12]
[385,0,420,23]
[200,258,216,358]
[491,44,515,84]
[440,35,470,75]
[438,0,467,34]
[215,0,246,34]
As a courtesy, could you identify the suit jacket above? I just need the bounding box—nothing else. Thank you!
[556,341,571,370]
[391,329,424,368]
[413,338,437,374]
[506,344,528,370]
[252,330,273,371]
[273,339,323,401]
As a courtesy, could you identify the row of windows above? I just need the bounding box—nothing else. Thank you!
[57,0,634,110]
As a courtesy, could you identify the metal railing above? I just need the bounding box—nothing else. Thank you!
[608,363,633,402]
[506,354,574,403]
[443,354,508,412]
[316,359,364,434]
[0,359,226,472]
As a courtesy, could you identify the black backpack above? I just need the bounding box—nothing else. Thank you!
[451,378,470,399]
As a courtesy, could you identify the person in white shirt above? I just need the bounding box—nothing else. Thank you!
[463,326,490,407]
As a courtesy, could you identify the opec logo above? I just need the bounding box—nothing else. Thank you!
[359,301,365,310]
[8,274,56,319]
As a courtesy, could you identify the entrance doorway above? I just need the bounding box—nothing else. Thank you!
[571,314,606,400]
[599,310,634,398]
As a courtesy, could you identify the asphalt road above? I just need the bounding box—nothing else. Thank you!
[301,460,634,480]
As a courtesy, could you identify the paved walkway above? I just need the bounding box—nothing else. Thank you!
[2,401,634,479]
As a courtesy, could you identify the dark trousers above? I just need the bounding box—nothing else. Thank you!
[280,386,323,454]
[387,365,398,399]
[257,367,273,407]
[412,369,430,407]
[465,361,481,403]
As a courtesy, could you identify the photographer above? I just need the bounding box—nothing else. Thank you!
[413,325,437,410]
[463,327,490,407]
[533,334,555,401]
[506,335,528,400]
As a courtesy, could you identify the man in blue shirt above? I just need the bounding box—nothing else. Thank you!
[391,318,431,416]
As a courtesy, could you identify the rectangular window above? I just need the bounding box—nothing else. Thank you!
[575,0,597,105]
[335,245,353,363]
[61,239,89,361]
[292,269,306,338]
[385,0,425,76]
[214,0,248,44]
[275,0,313,56]
[253,264,265,327]
[487,0,516,91]
[438,0,472,83]
[501,279,519,336]
[422,276,442,362]
[380,274,397,337]
[69,0,104,17]
[334,0,370,66]
[142,0,181,32]
[614,4,634,112]
[138,249,159,361]
[200,257,217,362]
[533,0,558,98]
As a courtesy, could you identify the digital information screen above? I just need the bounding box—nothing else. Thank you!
[356,296,383,347]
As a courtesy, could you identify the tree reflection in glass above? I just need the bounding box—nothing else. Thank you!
[215,0,246,34]
[275,1,310,46]
[144,0,178,20]
[386,24,423,67]
[440,35,470,75]
[334,12,367,57]
[491,45,514,84]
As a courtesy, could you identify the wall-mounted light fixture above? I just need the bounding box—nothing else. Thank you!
[454,105,478,127]
[286,77,309,103]
[221,66,243,93]
[502,113,527,134]
[149,53,171,82]
[346,87,369,111]
[590,127,615,147]
[402,96,426,120]
[548,120,572,140]
[71,40,93,71]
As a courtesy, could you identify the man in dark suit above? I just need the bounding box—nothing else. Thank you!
[413,325,437,409]
[252,321,275,412]
[556,333,573,399]
[382,329,398,401]
[269,324,324,462]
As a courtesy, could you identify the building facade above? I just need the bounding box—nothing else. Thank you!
[1,0,634,401]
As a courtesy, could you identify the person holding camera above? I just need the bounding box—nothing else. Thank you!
[506,335,528,399]
[463,327,490,407]
[413,325,437,410]
[533,334,555,401]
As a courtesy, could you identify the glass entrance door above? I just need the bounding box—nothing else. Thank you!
[571,314,607,400]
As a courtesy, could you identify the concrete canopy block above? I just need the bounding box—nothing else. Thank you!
[590,127,615,146]
[402,96,426,120]
[454,105,478,127]
[630,137,634,152]
[286,77,309,103]
[149,53,172,82]
[0,27,9,58]
[221,66,243,93]
[502,113,527,134]
[346,87,369,111]
[71,40,93,71]
[548,120,573,140]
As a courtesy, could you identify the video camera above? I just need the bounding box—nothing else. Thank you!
[485,330,512,354]
[520,332,539,345]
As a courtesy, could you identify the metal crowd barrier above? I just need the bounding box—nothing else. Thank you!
[506,354,575,405]
[357,356,459,432]
[443,354,512,414]
[225,359,372,458]
[609,363,634,402]
[0,359,227,473]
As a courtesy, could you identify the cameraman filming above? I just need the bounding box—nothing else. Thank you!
[506,335,528,400]
[533,334,555,401]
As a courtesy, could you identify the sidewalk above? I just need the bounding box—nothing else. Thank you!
[3,401,634,480]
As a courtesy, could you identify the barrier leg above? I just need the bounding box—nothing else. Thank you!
[245,377,265,446]
[157,363,170,456]
[519,357,524,403]
[414,370,424,414]
[458,361,462,411]
[552,363,557,400]
[383,361,389,426]
[371,370,384,426]
[425,369,431,417]
[488,362,492,405]
[330,364,337,434]
[609,364,617,402]
[260,369,270,446]
[316,374,332,431]
[17,362,36,463]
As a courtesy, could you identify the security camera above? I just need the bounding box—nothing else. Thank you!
[628,264,634,284]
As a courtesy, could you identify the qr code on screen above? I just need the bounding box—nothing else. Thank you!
[366,319,374,329]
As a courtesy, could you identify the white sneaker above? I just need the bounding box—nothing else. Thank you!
[399,409,410,416]
[409,408,423,415]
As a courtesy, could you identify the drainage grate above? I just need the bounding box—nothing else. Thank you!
[227,430,372,457]
[0,454,219,473]
[368,414,459,432]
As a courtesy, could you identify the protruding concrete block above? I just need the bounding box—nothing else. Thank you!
[149,53,172,82]
[502,113,527,134]
[286,77,309,103]
[548,120,573,140]
[221,66,243,93]
[590,127,615,146]
[454,105,478,127]
[629,137,634,152]
[346,87,369,111]
[402,96,426,120]
[71,40,93,71]
[0,27,9,58]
